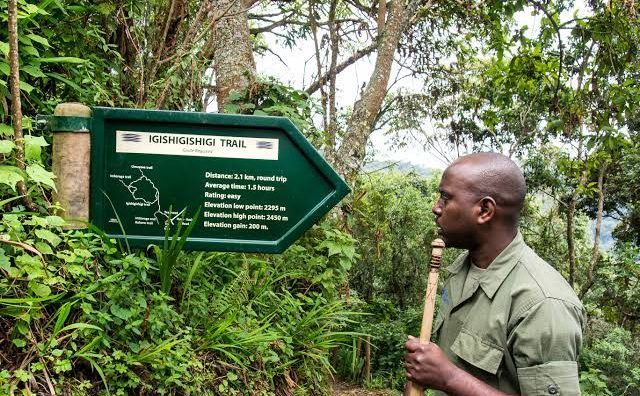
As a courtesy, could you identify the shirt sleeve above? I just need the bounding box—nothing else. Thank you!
[508,298,585,395]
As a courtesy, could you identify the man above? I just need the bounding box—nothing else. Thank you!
[404,152,585,395]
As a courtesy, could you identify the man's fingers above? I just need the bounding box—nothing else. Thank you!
[405,338,421,352]
[404,352,416,366]
[405,361,416,378]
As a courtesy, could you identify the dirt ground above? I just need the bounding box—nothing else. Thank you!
[331,381,398,396]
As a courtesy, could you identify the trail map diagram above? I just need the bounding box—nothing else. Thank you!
[119,167,185,225]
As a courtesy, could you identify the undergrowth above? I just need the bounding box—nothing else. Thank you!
[0,208,358,395]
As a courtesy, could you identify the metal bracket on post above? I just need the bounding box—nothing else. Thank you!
[50,103,92,229]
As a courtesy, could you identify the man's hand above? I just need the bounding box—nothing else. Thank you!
[404,336,518,396]
[404,336,461,392]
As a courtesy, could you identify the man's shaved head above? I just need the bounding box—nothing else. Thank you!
[447,152,526,219]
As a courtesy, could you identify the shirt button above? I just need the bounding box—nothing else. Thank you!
[547,384,559,394]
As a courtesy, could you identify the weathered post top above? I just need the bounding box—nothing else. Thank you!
[51,102,92,229]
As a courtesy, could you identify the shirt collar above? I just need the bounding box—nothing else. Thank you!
[446,231,525,299]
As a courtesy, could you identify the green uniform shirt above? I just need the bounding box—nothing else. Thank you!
[433,232,585,395]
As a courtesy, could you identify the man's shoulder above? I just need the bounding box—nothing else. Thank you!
[511,245,582,309]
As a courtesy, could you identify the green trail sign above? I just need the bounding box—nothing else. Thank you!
[88,107,350,253]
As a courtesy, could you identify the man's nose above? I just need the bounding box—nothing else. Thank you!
[432,202,441,216]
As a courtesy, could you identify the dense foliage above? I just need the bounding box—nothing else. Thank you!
[0,2,361,394]
[0,206,358,394]
[1,0,639,395]
[335,170,640,395]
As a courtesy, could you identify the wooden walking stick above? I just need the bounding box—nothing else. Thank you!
[407,238,445,396]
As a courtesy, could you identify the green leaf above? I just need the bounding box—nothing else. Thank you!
[21,65,46,78]
[22,117,33,131]
[26,34,50,48]
[0,294,61,304]
[0,249,10,271]
[0,62,9,76]
[45,216,66,227]
[19,80,35,94]
[38,57,88,64]
[0,42,9,56]
[29,281,52,297]
[58,322,102,333]
[22,45,39,57]
[7,266,23,278]
[24,4,41,14]
[13,339,27,348]
[0,195,24,207]
[24,135,48,162]
[0,140,15,154]
[224,104,240,114]
[35,229,62,247]
[0,124,13,137]
[35,242,53,255]
[0,165,25,191]
[26,164,56,191]
[18,35,32,46]
[95,3,116,15]
[14,369,29,382]
[16,321,29,336]
[26,215,48,227]
[110,304,132,320]
[52,302,72,337]
[25,144,40,162]
[46,72,85,93]
[16,254,45,279]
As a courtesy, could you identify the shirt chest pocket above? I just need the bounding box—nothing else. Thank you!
[450,328,504,375]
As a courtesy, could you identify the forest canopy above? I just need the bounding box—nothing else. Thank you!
[0,0,639,395]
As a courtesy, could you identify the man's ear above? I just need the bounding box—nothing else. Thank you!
[476,197,496,224]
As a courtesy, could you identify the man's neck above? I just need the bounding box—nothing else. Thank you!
[469,228,518,269]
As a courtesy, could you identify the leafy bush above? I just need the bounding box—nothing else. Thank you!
[349,171,442,309]
[0,206,359,394]
[334,171,446,389]
[580,318,640,395]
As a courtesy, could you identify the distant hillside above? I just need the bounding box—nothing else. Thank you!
[363,160,436,177]
[363,163,619,251]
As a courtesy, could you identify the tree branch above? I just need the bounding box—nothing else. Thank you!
[249,12,296,34]
[305,41,379,94]
[327,0,340,147]
[529,0,564,108]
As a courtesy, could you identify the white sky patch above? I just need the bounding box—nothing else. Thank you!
[254,2,590,170]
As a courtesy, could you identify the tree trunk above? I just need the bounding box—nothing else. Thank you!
[333,0,421,184]
[327,0,340,147]
[8,0,36,211]
[364,336,371,383]
[566,198,577,288]
[212,0,256,111]
[309,0,329,132]
[566,141,588,289]
[579,162,608,299]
